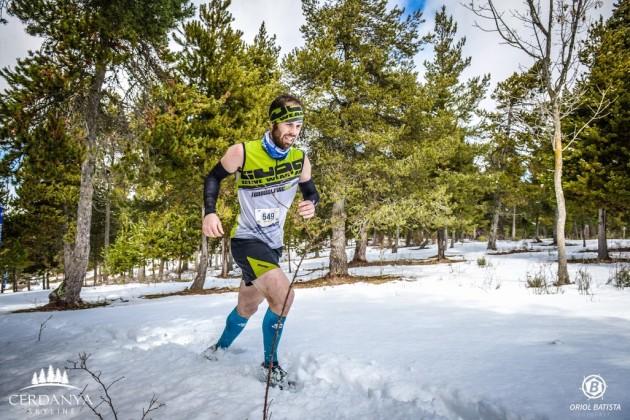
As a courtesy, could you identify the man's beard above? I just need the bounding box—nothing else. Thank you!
[271,124,294,150]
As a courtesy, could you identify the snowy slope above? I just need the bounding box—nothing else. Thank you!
[0,240,629,420]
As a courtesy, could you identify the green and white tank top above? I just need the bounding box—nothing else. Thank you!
[230,140,305,249]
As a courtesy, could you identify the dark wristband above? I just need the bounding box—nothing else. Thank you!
[299,178,320,207]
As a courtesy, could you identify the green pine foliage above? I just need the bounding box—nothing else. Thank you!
[565,0,630,221]
[400,6,489,256]
[284,0,424,274]
[0,0,194,306]
[0,0,627,294]
[137,0,282,287]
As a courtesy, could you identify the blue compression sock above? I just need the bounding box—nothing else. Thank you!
[262,308,287,364]
[215,307,249,349]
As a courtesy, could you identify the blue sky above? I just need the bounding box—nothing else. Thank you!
[405,0,427,12]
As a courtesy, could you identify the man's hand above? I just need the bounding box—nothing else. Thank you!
[203,213,224,237]
[297,200,316,219]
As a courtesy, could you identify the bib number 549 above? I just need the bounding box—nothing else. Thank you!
[255,208,280,228]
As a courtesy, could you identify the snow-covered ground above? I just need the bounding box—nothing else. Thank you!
[1,240,629,420]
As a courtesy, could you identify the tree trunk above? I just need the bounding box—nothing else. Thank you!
[552,104,569,285]
[50,154,97,307]
[227,244,234,272]
[372,230,384,247]
[437,228,446,261]
[329,198,348,276]
[597,208,609,260]
[221,236,230,278]
[93,256,98,287]
[191,234,208,290]
[414,229,423,246]
[535,216,542,242]
[49,66,106,307]
[103,185,111,284]
[352,222,368,263]
[488,194,501,250]
[392,226,399,254]
[582,222,587,247]
[450,230,455,248]
[158,260,165,281]
[511,205,517,241]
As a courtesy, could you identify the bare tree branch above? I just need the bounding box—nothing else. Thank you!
[37,315,53,342]
[67,353,165,420]
[141,394,165,420]
[564,86,614,151]
[526,0,549,37]
[67,353,119,420]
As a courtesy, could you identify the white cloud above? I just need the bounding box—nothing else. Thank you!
[0,17,43,92]
[226,0,305,54]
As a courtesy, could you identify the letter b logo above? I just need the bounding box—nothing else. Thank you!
[582,375,607,400]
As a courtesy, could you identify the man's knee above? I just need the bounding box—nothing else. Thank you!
[269,287,294,316]
[237,282,264,318]
[237,302,259,318]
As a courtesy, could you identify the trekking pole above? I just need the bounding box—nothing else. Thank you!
[263,202,322,420]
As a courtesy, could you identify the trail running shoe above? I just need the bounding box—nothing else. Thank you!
[201,345,220,360]
[258,362,288,387]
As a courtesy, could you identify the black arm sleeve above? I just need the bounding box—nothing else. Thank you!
[204,161,231,216]
[298,178,320,207]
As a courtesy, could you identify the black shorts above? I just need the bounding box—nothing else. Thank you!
[230,238,283,286]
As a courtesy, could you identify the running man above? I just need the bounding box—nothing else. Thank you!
[202,94,319,386]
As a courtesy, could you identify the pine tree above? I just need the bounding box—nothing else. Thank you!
[565,0,630,258]
[146,0,282,289]
[485,69,539,248]
[0,104,78,286]
[0,0,193,307]
[285,0,424,276]
[416,6,489,258]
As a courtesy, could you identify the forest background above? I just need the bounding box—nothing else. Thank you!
[0,0,628,308]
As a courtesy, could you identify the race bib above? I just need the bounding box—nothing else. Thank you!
[255,208,280,227]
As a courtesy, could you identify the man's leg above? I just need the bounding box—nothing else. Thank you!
[214,280,265,349]
[252,268,295,365]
